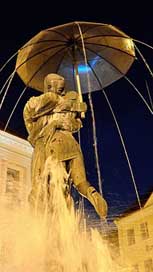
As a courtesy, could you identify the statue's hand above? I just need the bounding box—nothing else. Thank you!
[54,99,73,112]
[55,91,87,113]
[71,102,87,113]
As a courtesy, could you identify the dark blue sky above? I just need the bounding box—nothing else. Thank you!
[0,3,153,220]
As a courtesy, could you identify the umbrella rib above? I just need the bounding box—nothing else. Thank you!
[77,45,103,89]
[82,45,130,74]
[16,44,66,71]
[4,47,68,130]
[20,39,67,50]
[21,46,68,87]
[46,23,102,41]
[84,59,103,88]
[55,50,77,90]
[73,22,117,40]
[78,34,130,41]
[46,28,70,40]
[73,24,104,41]
[55,50,70,74]
[45,22,109,43]
[74,23,128,42]
[84,42,135,58]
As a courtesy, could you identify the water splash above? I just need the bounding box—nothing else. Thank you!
[0,158,123,272]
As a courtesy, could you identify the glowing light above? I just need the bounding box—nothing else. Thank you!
[78,65,91,73]
[77,56,100,74]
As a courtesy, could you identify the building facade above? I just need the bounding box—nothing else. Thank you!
[0,130,33,209]
[115,193,153,272]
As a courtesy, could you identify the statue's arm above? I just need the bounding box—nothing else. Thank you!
[31,92,61,118]
[23,92,60,133]
[54,91,87,114]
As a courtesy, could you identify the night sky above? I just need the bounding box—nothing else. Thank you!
[0,3,153,220]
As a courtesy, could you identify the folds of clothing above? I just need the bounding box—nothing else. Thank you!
[28,129,88,211]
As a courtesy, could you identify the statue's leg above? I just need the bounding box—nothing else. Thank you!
[69,153,108,219]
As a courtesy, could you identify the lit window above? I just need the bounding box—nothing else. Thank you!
[140,222,149,240]
[144,259,153,272]
[127,228,135,246]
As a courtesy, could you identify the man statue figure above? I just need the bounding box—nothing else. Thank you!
[23,73,108,218]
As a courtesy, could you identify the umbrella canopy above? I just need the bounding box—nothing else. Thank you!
[16,21,135,94]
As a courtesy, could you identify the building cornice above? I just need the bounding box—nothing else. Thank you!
[115,204,153,225]
[0,130,33,156]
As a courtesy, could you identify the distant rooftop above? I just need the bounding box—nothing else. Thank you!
[115,189,153,219]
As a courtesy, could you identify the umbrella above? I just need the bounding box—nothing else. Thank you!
[15,21,135,99]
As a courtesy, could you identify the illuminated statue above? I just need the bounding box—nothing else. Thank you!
[23,73,108,219]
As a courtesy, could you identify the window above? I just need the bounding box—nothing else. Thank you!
[140,222,149,240]
[6,167,21,205]
[131,264,139,272]
[127,228,135,245]
[144,259,153,272]
[6,168,20,194]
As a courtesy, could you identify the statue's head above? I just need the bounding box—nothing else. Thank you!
[44,73,65,95]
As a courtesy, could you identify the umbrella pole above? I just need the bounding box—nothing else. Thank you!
[74,64,83,102]
[74,64,85,118]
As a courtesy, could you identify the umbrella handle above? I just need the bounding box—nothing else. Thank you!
[75,66,85,119]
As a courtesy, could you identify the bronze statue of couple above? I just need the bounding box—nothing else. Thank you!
[23,73,107,219]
